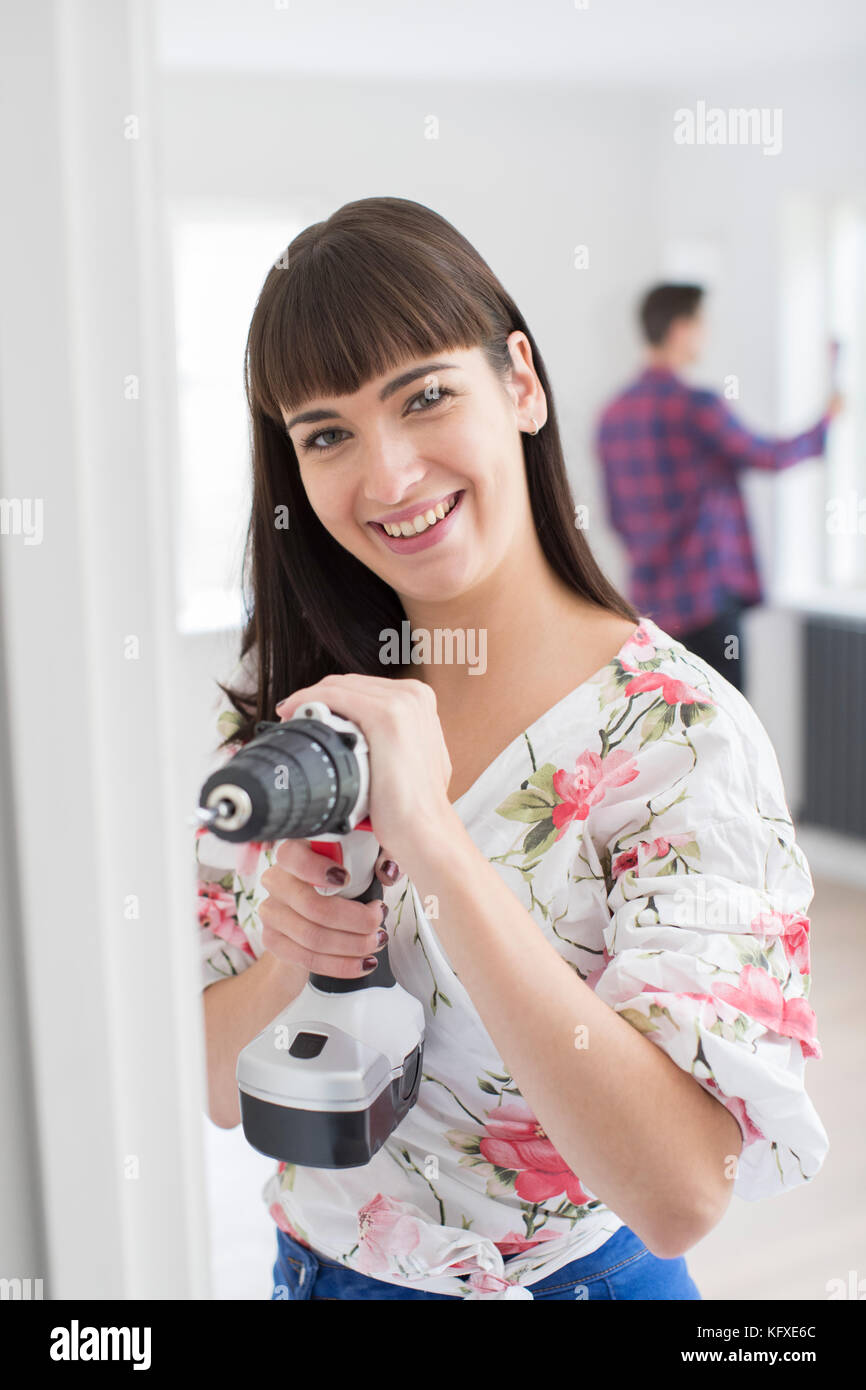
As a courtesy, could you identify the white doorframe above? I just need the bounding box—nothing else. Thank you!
[0,0,211,1298]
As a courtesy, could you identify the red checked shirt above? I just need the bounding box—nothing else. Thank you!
[595,366,829,636]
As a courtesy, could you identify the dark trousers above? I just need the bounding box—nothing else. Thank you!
[678,600,745,692]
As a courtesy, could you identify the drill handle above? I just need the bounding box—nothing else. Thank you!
[309,825,382,903]
[307,828,395,993]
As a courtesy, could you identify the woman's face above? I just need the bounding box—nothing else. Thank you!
[280,335,546,606]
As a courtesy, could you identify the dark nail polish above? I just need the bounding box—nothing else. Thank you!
[380,902,389,922]
[376,928,388,946]
[361,956,379,973]
[326,866,349,885]
[381,860,399,883]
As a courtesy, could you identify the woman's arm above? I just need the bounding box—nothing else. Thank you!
[201,952,309,1129]
[410,808,743,1262]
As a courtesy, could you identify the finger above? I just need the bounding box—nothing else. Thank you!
[375,850,402,885]
[274,837,355,889]
[260,864,387,936]
[259,900,387,958]
[262,928,382,979]
[259,904,387,977]
[274,691,310,721]
[273,676,363,721]
[274,674,431,724]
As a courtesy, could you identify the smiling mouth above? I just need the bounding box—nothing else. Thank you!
[373,491,462,538]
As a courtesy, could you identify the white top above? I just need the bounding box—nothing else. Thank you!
[196,615,829,1301]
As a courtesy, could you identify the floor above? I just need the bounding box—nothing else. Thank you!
[204,870,864,1301]
[687,871,865,1301]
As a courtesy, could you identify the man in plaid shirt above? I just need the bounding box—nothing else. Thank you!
[595,284,842,692]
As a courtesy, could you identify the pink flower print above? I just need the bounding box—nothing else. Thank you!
[268,1202,310,1247]
[752,911,812,976]
[611,833,691,881]
[197,882,255,959]
[612,845,639,879]
[479,1099,592,1207]
[355,1194,423,1276]
[552,748,640,839]
[464,1270,521,1296]
[650,833,692,857]
[493,1228,562,1259]
[622,669,712,708]
[703,1081,766,1147]
[713,964,822,1060]
[622,623,655,661]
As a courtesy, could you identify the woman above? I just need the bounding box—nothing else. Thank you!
[196,196,829,1301]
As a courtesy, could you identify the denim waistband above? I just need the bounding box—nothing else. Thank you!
[276,1220,648,1286]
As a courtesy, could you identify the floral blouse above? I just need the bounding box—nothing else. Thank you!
[195,615,829,1301]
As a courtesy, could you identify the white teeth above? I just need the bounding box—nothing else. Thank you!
[382,493,458,537]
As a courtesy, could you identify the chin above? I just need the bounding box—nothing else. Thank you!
[398,570,475,604]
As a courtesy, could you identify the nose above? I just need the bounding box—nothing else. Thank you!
[360,439,428,509]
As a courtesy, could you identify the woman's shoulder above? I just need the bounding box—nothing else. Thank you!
[601,615,757,727]
[571,614,792,825]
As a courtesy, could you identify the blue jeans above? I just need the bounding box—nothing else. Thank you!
[271,1223,702,1300]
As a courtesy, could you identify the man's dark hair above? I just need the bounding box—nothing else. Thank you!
[639,284,704,346]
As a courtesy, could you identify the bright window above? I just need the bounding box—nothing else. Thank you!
[170,209,302,633]
[826,200,866,591]
[776,193,866,613]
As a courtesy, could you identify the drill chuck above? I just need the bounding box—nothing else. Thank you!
[198,707,364,843]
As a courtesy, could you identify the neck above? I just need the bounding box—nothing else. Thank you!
[395,525,598,706]
[645,347,685,373]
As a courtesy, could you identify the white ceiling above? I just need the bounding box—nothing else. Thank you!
[155,0,866,82]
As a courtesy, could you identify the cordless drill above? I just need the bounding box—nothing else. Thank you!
[195,702,425,1168]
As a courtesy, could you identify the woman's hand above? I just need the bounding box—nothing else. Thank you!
[258,838,391,979]
[273,672,454,872]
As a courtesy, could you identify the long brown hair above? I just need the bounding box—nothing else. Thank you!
[215,196,638,750]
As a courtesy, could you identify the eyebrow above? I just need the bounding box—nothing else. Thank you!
[283,362,461,432]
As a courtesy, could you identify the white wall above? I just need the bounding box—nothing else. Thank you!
[651,58,866,810]
[0,0,213,1299]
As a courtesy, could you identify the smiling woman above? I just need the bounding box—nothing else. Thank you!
[198,195,828,1302]
[215,195,637,744]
